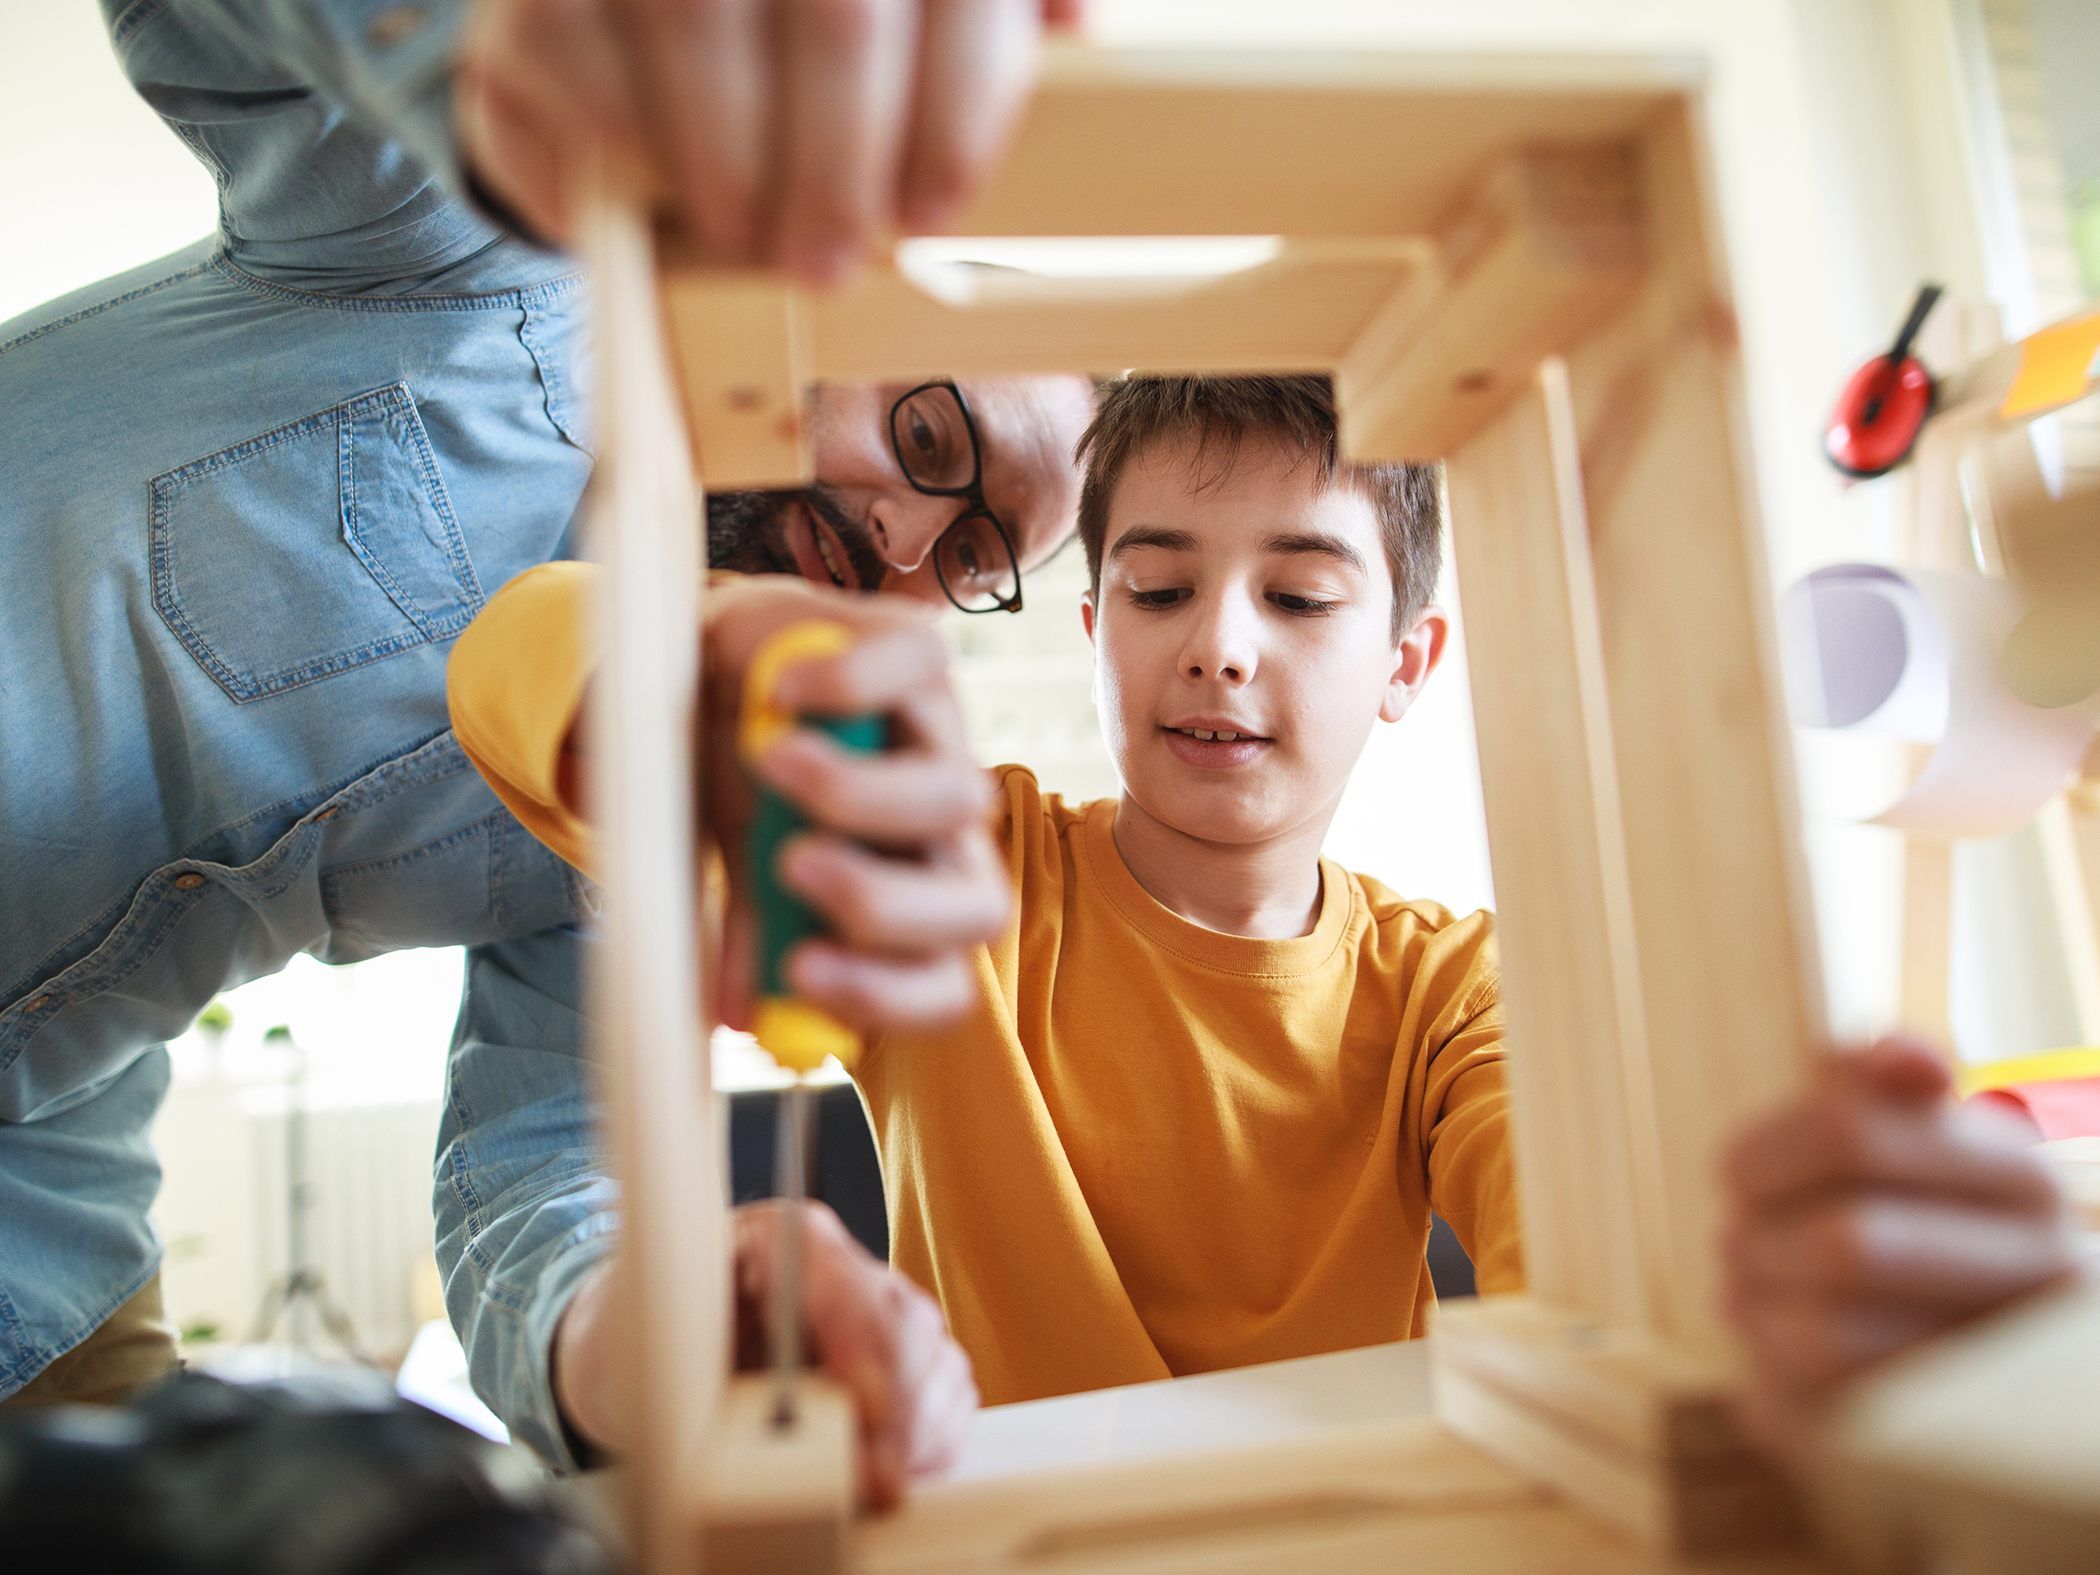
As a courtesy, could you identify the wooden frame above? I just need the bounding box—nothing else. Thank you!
[577,44,2100,1573]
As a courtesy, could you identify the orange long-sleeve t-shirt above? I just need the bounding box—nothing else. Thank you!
[448,564,1524,1404]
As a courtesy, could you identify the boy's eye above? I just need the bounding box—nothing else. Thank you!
[1128,587,1190,609]
[1272,592,1340,615]
[909,411,938,460]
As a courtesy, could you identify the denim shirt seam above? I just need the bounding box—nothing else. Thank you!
[0,261,216,361]
[0,1284,29,1388]
[323,808,505,886]
[108,0,169,46]
[438,1082,502,1292]
[152,389,388,487]
[0,876,227,1078]
[516,305,591,455]
[338,410,440,642]
[208,251,583,313]
[0,730,467,1006]
[337,391,486,620]
[0,1261,163,1393]
[401,392,485,603]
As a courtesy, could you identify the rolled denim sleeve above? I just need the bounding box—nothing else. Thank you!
[166,0,472,195]
[437,924,618,1470]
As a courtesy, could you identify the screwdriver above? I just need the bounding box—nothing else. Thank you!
[739,621,884,1428]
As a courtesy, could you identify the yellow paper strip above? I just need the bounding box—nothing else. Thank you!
[2000,309,2100,420]
[1956,1045,2100,1097]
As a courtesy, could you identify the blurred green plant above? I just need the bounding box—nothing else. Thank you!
[2073,175,2100,298]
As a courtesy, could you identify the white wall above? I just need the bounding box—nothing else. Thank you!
[0,6,218,323]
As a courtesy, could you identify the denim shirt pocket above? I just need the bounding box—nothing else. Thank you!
[150,383,484,704]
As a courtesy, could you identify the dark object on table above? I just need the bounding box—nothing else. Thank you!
[0,1368,612,1575]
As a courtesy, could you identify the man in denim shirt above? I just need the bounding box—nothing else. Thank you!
[0,0,1083,1485]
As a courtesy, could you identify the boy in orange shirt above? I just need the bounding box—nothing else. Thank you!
[454,373,1518,1405]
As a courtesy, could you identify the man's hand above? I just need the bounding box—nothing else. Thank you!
[702,575,1009,1036]
[733,1201,976,1506]
[552,1202,976,1506]
[1720,1034,2082,1454]
[456,0,1075,278]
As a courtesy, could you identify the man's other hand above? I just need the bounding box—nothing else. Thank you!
[1720,1033,2081,1454]
[457,0,1077,280]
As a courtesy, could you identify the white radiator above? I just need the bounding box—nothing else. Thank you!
[155,1075,444,1366]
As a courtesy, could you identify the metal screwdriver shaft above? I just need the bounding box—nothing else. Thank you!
[770,1075,813,1428]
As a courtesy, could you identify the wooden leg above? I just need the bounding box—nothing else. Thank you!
[1897,831,1956,1046]
[1445,359,1660,1332]
[1433,1299,1803,1557]
[580,188,722,1575]
[1441,356,1804,1558]
[1563,104,1824,1361]
[2038,789,2100,1046]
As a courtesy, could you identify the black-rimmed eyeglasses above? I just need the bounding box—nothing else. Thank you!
[887,381,1024,614]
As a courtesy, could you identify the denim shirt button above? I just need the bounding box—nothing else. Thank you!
[22,996,50,1013]
[173,873,207,891]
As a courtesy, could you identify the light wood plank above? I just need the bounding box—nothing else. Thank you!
[1436,1358,1802,1559]
[1340,147,1646,461]
[663,241,1433,390]
[1896,829,1956,1044]
[578,189,721,1575]
[1563,104,1825,1360]
[1435,1298,1742,1464]
[701,1376,855,1575]
[947,44,1687,240]
[1446,361,1659,1329]
[659,274,813,490]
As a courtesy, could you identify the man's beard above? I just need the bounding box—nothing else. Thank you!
[704,484,889,592]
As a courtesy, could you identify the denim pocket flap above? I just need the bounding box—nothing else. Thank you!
[150,383,483,703]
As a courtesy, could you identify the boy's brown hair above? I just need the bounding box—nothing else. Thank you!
[1072,374,1443,638]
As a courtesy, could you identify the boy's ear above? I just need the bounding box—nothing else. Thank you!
[1080,590,1096,645]
[1380,605,1450,724]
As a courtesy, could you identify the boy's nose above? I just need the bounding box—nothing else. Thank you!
[1179,611,1257,685]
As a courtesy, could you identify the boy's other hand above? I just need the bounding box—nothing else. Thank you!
[702,576,1008,1036]
[1720,1034,2081,1455]
[551,1201,976,1505]
[456,0,1072,279]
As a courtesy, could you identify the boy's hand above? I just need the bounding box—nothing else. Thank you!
[456,0,1072,278]
[552,1201,976,1506]
[702,575,1008,1035]
[1720,1034,2082,1454]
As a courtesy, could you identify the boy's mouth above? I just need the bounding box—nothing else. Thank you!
[1160,719,1272,769]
